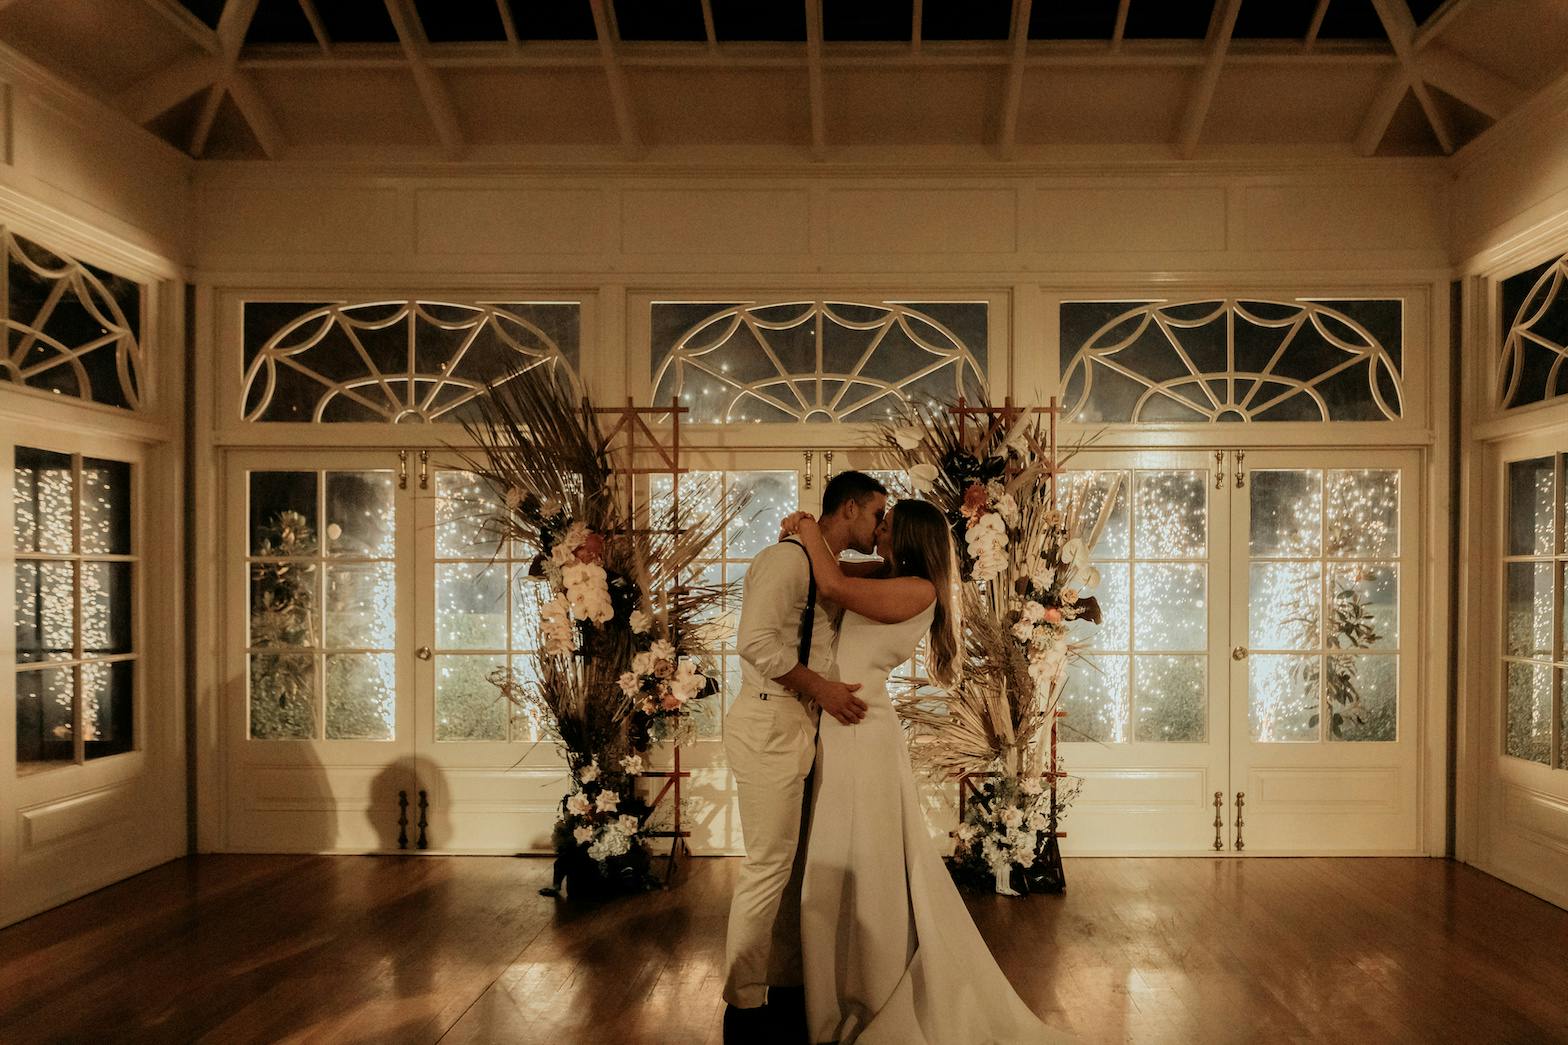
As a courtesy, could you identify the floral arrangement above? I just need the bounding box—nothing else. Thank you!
[949,774,1082,896]
[538,754,656,897]
[460,365,741,892]
[879,398,1110,893]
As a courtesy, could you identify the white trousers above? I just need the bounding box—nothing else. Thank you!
[722,692,818,1008]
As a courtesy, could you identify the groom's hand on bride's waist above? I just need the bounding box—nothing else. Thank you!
[809,679,867,726]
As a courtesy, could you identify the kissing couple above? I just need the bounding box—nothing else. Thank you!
[721,470,1064,1044]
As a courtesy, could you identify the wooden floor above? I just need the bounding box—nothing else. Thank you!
[1,855,1566,1044]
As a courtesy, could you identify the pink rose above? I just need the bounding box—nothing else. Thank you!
[1043,607,1063,624]
[961,483,989,520]
[574,531,605,563]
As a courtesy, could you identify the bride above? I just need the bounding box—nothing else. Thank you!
[783,500,1065,1044]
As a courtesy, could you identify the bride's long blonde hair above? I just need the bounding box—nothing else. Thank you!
[887,499,963,689]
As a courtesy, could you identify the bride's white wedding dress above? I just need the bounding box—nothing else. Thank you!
[800,605,1065,1044]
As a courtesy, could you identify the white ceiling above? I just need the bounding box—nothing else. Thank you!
[1,0,1563,164]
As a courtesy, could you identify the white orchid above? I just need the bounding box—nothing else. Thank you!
[539,595,575,656]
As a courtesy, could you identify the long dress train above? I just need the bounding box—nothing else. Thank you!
[800,606,1067,1044]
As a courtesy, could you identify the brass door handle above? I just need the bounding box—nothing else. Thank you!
[1212,791,1224,851]
[1232,646,1248,661]
[1234,791,1246,851]
[416,646,432,661]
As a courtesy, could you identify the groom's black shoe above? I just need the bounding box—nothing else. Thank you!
[723,1002,771,1044]
[765,986,808,1043]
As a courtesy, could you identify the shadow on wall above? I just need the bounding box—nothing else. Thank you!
[369,757,451,851]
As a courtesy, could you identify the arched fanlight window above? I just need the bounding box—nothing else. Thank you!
[1061,298,1403,423]
[650,300,987,423]
[1498,253,1568,410]
[4,232,144,410]
[241,300,579,423]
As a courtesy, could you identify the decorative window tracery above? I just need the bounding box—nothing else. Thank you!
[1061,299,1403,423]
[1498,253,1568,410]
[4,232,144,410]
[241,300,580,423]
[650,300,987,424]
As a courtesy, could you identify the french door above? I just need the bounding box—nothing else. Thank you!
[223,447,826,854]
[1060,448,1422,854]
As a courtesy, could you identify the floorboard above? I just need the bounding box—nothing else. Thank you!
[0,855,1565,1044]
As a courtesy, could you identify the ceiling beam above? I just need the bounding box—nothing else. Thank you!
[135,0,221,55]
[116,54,218,124]
[1416,43,1525,120]
[1413,0,1477,51]
[805,0,826,159]
[1176,0,1243,159]
[297,0,332,55]
[588,0,642,157]
[1368,0,1452,153]
[1303,0,1331,53]
[1355,66,1410,155]
[995,0,1033,160]
[189,0,278,158]
[1110,0,1131,53]
[384,0,465,159]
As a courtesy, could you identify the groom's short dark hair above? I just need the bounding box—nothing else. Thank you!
[821,470,888,518]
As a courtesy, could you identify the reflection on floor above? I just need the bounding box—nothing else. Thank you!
[1,854,1566,1043]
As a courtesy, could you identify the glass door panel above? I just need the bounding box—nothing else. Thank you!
[1228,451,1420,853]
[1057,452,1232,853]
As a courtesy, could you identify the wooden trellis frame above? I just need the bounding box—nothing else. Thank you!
[591,396,694,883]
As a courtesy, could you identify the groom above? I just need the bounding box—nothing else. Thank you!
[721,470,888,1041]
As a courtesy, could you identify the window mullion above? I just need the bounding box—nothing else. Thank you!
[71,453,84,765]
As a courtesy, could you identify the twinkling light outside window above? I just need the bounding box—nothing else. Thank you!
[651,470,798,741]
[1058,469,1208,744]
[1248,469,1400,743]
[14,448,136,767]
[1502,456,1563,768]
[247,470,397,740]
[433,470,547,743]
[650,301,987,424]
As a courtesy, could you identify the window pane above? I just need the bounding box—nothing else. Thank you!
[1059,654,1129,744]
[1070,561,1127,651]
[436,471,505,559]
[726,471,798,559]
[1505,661,1552,765]
[1506,562,1553,659]
[82,660,134,758]
[1250,653,1320,742]
[325,653,395,740]
[1249,469,1321,557]
[512,576,546,649]
[250,652,316,739]
[1499,254,1568,409]
[1326,470,1399,558]
[1133,654,1206,742]
[325,563,395,648]
[16,665,74,764]
[436,562,506,648]
[81,458,132,555]
[1062,470,1129,558]
[250,472,319,556]
[325,471,395,557]
[82,562,133,656]
[250,561,318,647]
[1327,653,1396,742]
[1133,563,1205,650]
[1250,563,1321,650]
[435,654,508,741]
[16,560,75,662]
[1133,470,1205,558]
[1327,563,1398,651]
[1506,457,1554,557]
[14,446,74,554]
